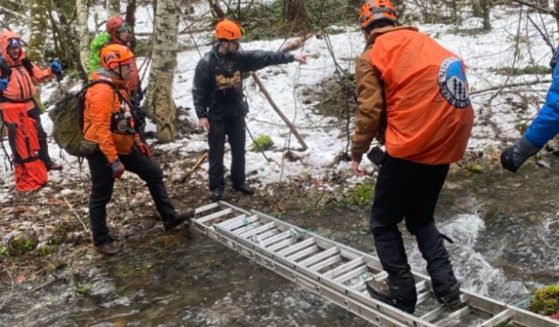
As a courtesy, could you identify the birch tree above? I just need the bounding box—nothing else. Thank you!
[107,0,120,17]
[144,0,180,143]
[76,0,89,74]
[27,0,48,62]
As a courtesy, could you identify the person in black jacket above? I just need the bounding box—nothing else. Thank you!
[193,19,308,201]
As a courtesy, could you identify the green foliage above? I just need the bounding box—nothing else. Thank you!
[251,135,274,151]
[5,233,38,257]
[465,164,483,174]
[529,285,559,316]
[234,0,359,41]
[346,183,373,207]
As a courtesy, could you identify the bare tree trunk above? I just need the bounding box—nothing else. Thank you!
[144,0,180,143]
[76,0,90,74]
[481,0,491,31]
[106,0,120,17]
[28,0,48,62]
[283,0,310,31]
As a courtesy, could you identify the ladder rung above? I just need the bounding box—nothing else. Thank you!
[299,247,338,267]
[416,291,432,305]
[252,229,278,241]
[194,202,219,215]
[238,221,275,238]
[197,208,233,224]
[277,238,315,256]
[436,306,471,327]
[415,280,429,292]
[333,265,368,284]
[261,230,292,247]
[323,257,364,279]
[420,305,445,322]
[267,237,295,252]
[230,220,262,234]
[372,271,388,281]
[286,245,320,261]
[216,214,248,230]
[478,309,513,327]
[308,254,343,272]
[351,282,367,292]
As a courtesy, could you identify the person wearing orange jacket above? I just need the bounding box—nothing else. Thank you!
[84,44,194,255]
[88,16,146,139]
[0,30,62,171]
[351,0,474,314]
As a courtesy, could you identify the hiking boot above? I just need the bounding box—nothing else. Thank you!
[437,291,462,310]
[164,209,195,231]
[233,183,254,195]
[210,189,223,202]
[95,240,121,255]
[366,279,415,314]
[48,162,63,171]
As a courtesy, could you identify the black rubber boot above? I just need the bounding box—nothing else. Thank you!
[415,222,461,308]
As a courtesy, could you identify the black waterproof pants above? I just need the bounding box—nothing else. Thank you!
[86,149,177,246]
[208,116,246,191]
[370,154,459,309]
[27,107,53,167]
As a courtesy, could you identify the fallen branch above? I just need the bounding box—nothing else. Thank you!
[179,152,208,183]
[0,267,14,311]
[63,197,88,233]
[251,72,308,151]
[470,79,551,95]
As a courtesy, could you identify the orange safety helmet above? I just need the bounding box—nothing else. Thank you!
[215,19,242,41]
[100,44,135,70]
[359,0,398,30]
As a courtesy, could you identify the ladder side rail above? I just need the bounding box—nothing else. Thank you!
[477,309,513,327]
[462,291,559,327]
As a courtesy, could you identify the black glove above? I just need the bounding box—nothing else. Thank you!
[367,146,385,168]
[500,136,541,173]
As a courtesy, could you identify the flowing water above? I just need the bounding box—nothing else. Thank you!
[1,159,559,326]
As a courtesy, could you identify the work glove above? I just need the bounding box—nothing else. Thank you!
[136,141,151,159]
[500,136,541,173]
[50,59,63,77]
[111,160,125,179]
[0,78,7,92]
[367,146,385,169]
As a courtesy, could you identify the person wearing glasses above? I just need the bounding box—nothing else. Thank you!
[192,19,308,202]
[0,30,63,177]
[89,16,146,140]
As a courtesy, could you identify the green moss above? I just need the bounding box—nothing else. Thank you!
[38,245,58,257]
[251,135,274,151]
[529,285,559,316]
[465,164,483,174]
[6,233,38,256]
[345,183,373,208]
[49,223,69,245]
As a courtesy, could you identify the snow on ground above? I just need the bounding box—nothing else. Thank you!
[0,6,557,196]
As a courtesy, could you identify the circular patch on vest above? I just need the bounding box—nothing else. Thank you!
[438,57,471,108]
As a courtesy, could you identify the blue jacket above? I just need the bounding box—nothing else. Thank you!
[525,50,559,147]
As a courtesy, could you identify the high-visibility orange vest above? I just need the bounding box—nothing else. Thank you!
[370,28,474,164]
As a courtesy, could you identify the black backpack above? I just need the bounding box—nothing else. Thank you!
[49,80,123,157]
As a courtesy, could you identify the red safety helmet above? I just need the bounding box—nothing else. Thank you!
[215,19,242,41]
[359,0,398,30]
[100,44,134,70]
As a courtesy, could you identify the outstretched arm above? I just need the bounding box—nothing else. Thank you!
[238,50,298,72]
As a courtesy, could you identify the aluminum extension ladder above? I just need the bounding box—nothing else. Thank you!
[192,201,559,327]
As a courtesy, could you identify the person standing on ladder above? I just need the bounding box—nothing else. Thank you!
[0,30,63,172]
[192,19,308,202]
[350,0,474,314]
[84,44,194,255]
